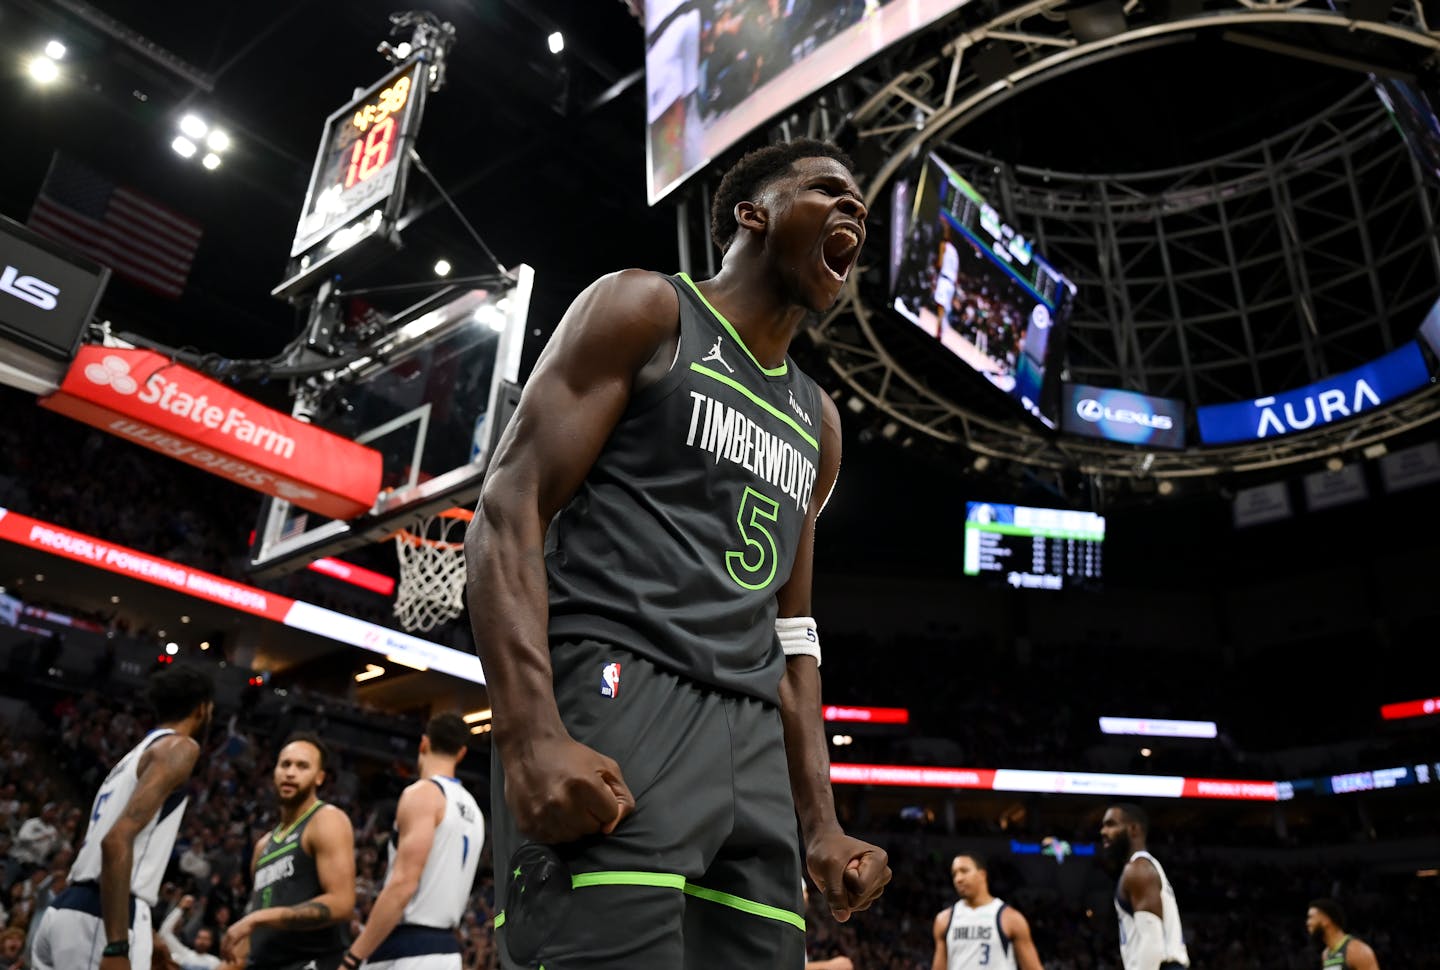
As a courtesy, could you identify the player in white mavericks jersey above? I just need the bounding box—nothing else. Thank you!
[1100,804,1190,970]
[344,713,485,970]
[32,666,213,970]
[930,852,1044,970]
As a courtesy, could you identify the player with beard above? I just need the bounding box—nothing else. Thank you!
[467,138,890,970]
[1306,899,1380,970]
[1099,804,1189,970]
[224,734,356,970]
[32,666,214,970]
[931,852,1044,970]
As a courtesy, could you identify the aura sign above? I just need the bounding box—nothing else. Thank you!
[1196,342,1429,445]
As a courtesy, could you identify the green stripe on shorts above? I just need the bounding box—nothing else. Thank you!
[683,883,806,932]
[571,871,687,890]
[493,910,505,929]
[566,870,805,931]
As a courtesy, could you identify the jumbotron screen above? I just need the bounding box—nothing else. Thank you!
[893,153,1076,427]
[644,0,968,204]
[963,501,1104,590]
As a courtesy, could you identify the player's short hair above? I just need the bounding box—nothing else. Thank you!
[1111,802,1149,834]
[280,731,330,772]
[424,712,471,757]
[953,850,989,872]
[1310,898,1346,929]
[710,138,855,253]
[146,666,214,722]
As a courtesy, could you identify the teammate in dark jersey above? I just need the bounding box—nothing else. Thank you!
[223,734,356,970]
[1307,899,1381,970]
[466,139,890,969]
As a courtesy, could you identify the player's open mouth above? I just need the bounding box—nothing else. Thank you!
[821,225,861,281]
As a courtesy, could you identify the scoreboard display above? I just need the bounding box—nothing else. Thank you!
[963,502,1105,590]
[290,60,427,258]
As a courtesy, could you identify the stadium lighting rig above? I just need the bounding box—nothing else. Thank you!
[171,113,232,170]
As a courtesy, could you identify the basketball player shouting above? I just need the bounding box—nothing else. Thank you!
[342,714,484,970]
[466,138,890,969]
[931,852,1044,970]
[32,666,214,970]
[224,734,356,970]
[1100,804,1190,970]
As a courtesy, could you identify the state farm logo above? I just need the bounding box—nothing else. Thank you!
[75,351,297,460]
[84,355,139,395]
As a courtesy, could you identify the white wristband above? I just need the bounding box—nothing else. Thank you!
[776,616,820,667]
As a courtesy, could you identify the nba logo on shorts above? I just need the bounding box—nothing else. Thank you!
[600,662,621,699]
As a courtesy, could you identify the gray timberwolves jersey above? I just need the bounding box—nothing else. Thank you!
[546,272,826,703]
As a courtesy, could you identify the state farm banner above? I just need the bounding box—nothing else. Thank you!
[40,346,381,519]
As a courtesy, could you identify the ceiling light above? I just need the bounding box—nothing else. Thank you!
[1140,747,1152,757]
[171,136,197,159]
[1325,456,1344,472]
[157,630,166,638]
[206,130,230,153]
[180,615,191,624]
[44,41,67,60]
[165,642,179,655]
[433,259,452,277]
[200,641,211,651]
[386,653,428,672]
[179,114,208,139]
[26,57,59,85]
[463,709,492,723]
[34,574,43,582]
[202,153,222,170]
[548,31,565,54]
[1157,480,1174,496]
[110,595,120,604]
[355,663,385,683]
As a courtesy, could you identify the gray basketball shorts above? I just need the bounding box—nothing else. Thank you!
[490,639,806,970]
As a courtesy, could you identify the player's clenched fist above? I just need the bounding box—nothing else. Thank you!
[504,735,635,843]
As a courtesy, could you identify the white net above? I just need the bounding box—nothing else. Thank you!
[393,509,471,633]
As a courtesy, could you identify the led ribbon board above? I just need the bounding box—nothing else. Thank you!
[1195,341,1429,445]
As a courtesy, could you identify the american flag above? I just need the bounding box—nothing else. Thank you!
[28,154,202,300]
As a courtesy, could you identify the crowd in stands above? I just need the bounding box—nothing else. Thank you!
[0,667,1430,969]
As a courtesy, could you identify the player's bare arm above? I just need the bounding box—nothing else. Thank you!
[345,779,443,963]
[1347,939,1380,970]
[1001,906,1045,970]
[223,806,356,958]
[932,907,953,970]
[1120,857,1164,916]
[465,268,678,844]
[98,734,199,970]
[777,392,890,922]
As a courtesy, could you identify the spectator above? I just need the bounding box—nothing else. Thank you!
[11,802,59,868]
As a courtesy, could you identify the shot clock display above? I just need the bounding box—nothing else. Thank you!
[290,60,427,258]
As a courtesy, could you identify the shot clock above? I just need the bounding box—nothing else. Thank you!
[289,59,428,259]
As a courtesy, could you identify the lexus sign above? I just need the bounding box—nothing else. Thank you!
[1061,383,1187,449]
[40,345,383,519]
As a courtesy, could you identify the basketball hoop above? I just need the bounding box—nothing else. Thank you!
[393,508,472,633]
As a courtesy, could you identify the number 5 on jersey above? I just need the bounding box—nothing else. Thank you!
[726,487,780,591]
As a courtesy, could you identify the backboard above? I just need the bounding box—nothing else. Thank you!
[248,264,533,576]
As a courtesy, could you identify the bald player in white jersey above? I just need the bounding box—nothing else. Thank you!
[1100,804,1189,970]
[931,852,1044,970]
[343,713,485,970]
[33,666,214,970]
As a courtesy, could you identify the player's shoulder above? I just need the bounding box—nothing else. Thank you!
[934,905,953,930]
[311,802,355,835]
[584,269,679,322]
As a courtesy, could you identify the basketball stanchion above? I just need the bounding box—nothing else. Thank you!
[392,508,472,632]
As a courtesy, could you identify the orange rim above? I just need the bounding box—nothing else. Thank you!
[394,508,474,549]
